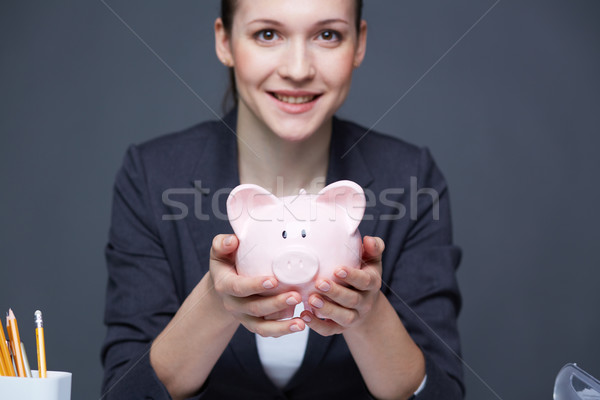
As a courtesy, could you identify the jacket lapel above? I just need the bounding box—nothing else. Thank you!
[326,116,379,237]
[184,110,240,281]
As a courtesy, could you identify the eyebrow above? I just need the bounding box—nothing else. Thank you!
[247,18,349,27]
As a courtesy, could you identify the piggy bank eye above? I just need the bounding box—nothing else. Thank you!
[282,230,287,239]
[301,229,307,238]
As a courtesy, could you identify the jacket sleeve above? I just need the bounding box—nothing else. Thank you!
[100,145,180,399]
[386,147,464,399]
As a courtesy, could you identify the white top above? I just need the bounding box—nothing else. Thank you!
[256,303,309,388]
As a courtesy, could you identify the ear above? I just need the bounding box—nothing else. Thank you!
[227,184,279,237]
[316,180,366,233]
[215,17,234,67]
[353,20,367,68]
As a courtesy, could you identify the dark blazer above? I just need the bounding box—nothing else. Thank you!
[101,110,464,399]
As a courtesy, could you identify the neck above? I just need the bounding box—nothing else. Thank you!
[236,106,332,197]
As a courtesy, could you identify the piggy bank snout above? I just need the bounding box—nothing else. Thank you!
[272,249,319,285]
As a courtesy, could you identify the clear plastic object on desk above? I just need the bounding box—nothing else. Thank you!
[554,363,600,400]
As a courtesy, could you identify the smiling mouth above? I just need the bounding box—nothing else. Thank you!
[270,92,321,104]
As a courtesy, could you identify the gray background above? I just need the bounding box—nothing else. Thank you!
[1,1,599,399]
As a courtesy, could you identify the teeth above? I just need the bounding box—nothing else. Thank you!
[274,93,316,104]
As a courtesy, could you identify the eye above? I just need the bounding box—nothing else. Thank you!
[301,229,307,238]
[282,230,287,239]
[256,29,279,42]
[318,30,340,41]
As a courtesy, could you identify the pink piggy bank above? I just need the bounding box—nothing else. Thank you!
[226,180,366,305]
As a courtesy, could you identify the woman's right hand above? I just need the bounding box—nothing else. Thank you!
[209,234,306,337]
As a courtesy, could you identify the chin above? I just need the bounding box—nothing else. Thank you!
[270,119,324,143]
[273,128,315,143]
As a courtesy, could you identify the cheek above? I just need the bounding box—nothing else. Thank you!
[233,47,277,89]
[319,49,356,92]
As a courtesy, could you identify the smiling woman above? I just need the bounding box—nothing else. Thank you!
[216,0,366,146]
[100,1,464,399]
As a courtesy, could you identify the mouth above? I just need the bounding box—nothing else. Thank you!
[269,92,322,105]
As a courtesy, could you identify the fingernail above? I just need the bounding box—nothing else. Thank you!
[224,235,233,246]
[302,314,312,323]
[311,297,324,309]
[286,296,299,306]
[335,269,347,279]
[318,281,330,292]
[290,324,302,332]
[372,237,378,249]
[263,279,274,289]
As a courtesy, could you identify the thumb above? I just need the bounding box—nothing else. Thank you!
[211,234,239,262]
[362,236,385,261]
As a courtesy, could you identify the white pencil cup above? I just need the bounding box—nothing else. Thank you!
[0,370,71,400]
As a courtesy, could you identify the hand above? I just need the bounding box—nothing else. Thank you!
[209,234,306,337]
[300,236,384,336]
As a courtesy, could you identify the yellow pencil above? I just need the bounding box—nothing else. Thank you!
[35,310,47,378]
[0,343,7,376]
[0,323,15,376]
[7,309,27,377]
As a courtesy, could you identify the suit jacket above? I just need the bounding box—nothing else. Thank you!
[101,110,464,399]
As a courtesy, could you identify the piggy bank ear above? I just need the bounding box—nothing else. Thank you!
[227,184,279,237]
[316,180,366,233]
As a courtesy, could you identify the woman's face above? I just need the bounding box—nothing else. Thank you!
[216,0,367,142]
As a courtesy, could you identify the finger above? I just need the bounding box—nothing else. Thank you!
[264,306,295,321]
[241,316,306,338]
[315,278,362,310]
[232,291,301,318]
[210,235,279,297]
[216,273,280,298]
[334,266,381,292]
[300,311,342,336]
[210,234,239,264]
[361,236,385,262]
[307,294,359,328]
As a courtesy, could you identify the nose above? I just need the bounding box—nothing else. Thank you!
[272,249,319,285]
[277,38,316,82]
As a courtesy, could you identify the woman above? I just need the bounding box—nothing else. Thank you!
[101,1,464,399]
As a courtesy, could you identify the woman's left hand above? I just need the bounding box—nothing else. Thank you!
[300,235,384,336]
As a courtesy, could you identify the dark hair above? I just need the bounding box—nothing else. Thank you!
[220,0,364,111]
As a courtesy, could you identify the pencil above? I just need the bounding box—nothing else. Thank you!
[35,310,47,378]
[0,323,15,376]
[8,341,19,375]
[21,342,32,377]
[0,343,7,376]
[7,309,27,377]
[6,342,19,376]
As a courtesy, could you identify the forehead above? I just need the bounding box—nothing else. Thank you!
[234,0,355,24]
